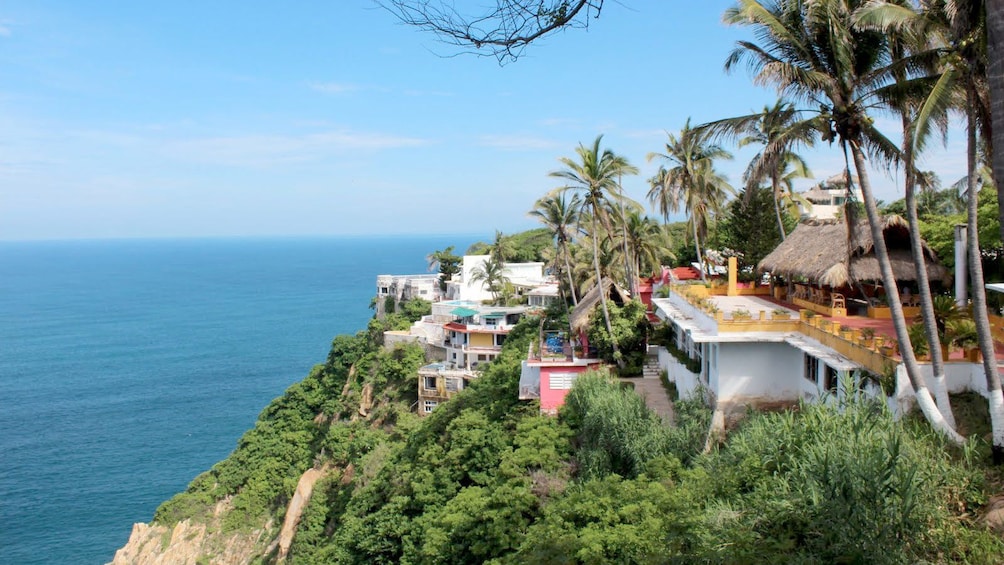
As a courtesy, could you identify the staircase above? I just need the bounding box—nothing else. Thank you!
[642,355,661,380]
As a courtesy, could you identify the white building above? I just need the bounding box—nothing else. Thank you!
[797,173,864,220]
[445,255,547,303]
[375,273,443,316]
[653,292,869,419]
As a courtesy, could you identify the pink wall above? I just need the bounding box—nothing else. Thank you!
[539,364,599,414]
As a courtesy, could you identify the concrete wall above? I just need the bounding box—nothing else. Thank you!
[658,346,701,400]
[716,342,805,406]
[892,361,991,417]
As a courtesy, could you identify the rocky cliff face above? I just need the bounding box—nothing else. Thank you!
[109,499,274,565]
[109,465,332,565]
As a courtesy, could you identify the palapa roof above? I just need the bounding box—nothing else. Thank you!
[569,279,629,333]
[757,216,949,287]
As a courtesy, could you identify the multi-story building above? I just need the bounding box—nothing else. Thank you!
[375,273,443,316]
[417,304,527,415]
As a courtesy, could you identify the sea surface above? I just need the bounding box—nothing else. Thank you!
[0,235,476,565]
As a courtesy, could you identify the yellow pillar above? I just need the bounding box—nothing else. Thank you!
[727,256,738,296]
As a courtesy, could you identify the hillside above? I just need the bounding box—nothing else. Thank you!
[113,307,1004,564]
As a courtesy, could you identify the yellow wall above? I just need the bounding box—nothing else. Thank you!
[470,333,493,348]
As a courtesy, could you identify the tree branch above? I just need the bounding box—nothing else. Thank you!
[376,0,604,63]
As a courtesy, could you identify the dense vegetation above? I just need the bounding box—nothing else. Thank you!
[154,303,1004,563]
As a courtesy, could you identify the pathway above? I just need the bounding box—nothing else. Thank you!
[623,355,676,425]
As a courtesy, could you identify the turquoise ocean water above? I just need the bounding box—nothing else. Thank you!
[0,236,474,564]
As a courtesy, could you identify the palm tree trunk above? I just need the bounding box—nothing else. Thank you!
[850,140,963,444]
[693,221,705,282]
[772,174,787,240]
[903,115,955,428]
[560,239,579,305]
[593,215,620,362]
[964,105,1004,462]
[990,0,1004,245]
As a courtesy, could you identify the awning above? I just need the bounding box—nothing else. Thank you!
[451,306,479,317]
[987,283,1004,294]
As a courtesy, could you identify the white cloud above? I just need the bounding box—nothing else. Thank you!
[166,129,433,167]
[309,82,362,94]
[478,134,558,151]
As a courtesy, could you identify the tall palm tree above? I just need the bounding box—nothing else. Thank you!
[550,135,639,363]
[529,193,582,305]
[697,100,816,240]
[990,0,1004,457]
[618,210,675,283]
[647,119,734,281]
[908,0,1003,456]
[856,0,957,428]
[725,0,962,442]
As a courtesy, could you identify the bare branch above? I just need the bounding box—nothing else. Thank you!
[376,0,604,63]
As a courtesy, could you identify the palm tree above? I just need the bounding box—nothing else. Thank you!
[618,210,675,283]
[697,100,816,240]
[550,135,639,363]
[725,0,962,442]
[647,119,734,281]
[991,0,1004,248]
[856,0,957,428]
[488,230,516,264]
[469,255,510,305]
[529,193,582,305]
[907,0,1003,456]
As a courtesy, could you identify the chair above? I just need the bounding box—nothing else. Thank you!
[831,292,845,310]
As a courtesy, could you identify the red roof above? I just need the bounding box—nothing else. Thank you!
[670,267,701,281]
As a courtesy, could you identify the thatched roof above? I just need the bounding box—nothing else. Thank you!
[569,279,629,333]
[757,216,949,287]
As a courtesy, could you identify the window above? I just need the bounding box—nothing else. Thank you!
[804,354,819,383]
[420,290,428,295]
[496,334,507,346]
[423,400,438,413]
[477,354,487,361]
[423,376,437,391]
[550,372,577,390]
[824,365,839,393]
[380,287,389,294]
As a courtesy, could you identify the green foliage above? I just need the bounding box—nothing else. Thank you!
[719,185,795,269]
[428,246,462,291]
[701,399,999,563]
[920,185,1000,271]
[586,299,650,372]
[397,297,431,322]
[466,227,553,263]
[561,372,701,478]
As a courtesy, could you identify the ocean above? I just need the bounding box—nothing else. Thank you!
[0,235,476,565]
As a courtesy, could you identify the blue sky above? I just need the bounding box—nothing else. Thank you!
[0,1,968,240]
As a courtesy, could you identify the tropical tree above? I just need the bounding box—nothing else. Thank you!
[470,256,511,305]
[618,210,675,283]
[856,0,958,428]
[550,135,639,363]
[992,0,1004,243]
[908,0,1003,456]
[529,193,582,305]
[427,246,462,291]
[647,119,734,281]
[697,100,816,240]
[725,0,962,443]
[488,230,516,264]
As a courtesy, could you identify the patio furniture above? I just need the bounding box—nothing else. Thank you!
[830,292,845,309]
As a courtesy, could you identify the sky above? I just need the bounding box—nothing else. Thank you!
[0,1,970,241]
